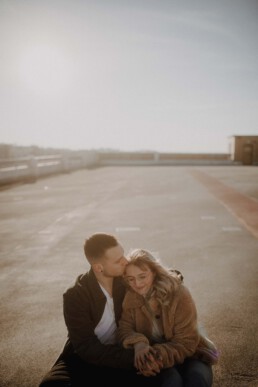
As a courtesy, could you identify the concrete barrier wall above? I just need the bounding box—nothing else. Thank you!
[98,151,232,166]
[0,151,98,186]
[98,159,237,166]
[97,152,236,166]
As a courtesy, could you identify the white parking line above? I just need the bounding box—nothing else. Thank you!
[222,226,242,232]
[201,215,216,220]
[115,227,141,232]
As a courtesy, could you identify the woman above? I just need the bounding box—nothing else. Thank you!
[117,249,219,387]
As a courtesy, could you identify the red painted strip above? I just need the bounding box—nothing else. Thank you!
[190,169,258,239]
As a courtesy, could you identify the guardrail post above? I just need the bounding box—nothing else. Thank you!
[26,157,38,182]
[154,152,159,162]
[62,155,70,173]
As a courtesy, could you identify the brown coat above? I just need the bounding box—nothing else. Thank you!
[117,283,218,368]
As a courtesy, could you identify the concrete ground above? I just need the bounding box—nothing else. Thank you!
[0,165,257,387]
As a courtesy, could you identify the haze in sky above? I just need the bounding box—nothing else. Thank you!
[1,0,258,153]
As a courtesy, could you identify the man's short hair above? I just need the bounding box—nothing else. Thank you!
[84,233,119,261]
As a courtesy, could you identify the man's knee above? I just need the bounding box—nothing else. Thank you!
[39,374,72,387]
[40,382,72,387]
[38,360,73,387]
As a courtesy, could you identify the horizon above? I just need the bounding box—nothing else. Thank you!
[0,141,232,154]
[3,132,258,155]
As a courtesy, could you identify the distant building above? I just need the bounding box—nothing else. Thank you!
[229,135,258,165]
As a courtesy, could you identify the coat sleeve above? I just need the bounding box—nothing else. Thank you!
[117,303,150,348]
[153,285,199,368]
[63,289,135,369]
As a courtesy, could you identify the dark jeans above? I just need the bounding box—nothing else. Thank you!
[39,352,144,387]
[157,359,213,387]
[39,353,213,387]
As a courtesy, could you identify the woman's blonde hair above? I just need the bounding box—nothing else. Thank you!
[125,248,181,305]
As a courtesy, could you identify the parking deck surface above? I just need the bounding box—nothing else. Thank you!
[0,165,257,386]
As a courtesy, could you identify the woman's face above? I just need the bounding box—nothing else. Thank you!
[124,264,155,296]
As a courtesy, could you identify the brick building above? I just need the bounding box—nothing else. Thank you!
[229,135,258,165]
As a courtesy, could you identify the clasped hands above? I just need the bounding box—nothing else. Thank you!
[134,342,163,377]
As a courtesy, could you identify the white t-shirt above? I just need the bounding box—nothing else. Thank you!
[94,284,117,344]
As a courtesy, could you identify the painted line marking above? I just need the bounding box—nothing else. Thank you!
[115,227,141,232]
[222,226,242,232]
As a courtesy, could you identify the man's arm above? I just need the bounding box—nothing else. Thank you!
[63,288,135,369]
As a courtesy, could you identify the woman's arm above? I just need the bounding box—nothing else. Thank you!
[117,305,150,348]
[153,285,199,368]
[117,304,162,375]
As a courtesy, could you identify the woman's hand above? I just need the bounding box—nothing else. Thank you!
[134,343,163,376]
[134,342,151,370]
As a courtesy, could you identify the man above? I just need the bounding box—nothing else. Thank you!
[39,233,160,387]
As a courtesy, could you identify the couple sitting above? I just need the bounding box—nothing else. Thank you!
[39,233,218,387]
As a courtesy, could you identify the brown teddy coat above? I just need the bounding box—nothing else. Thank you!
[117,283,218,368]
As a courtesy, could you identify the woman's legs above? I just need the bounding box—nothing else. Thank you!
[157,367,184,387]
[179,359,213,387]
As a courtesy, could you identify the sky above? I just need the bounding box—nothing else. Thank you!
[1,0,258,153]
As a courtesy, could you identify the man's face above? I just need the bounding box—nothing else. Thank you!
[101,244,128,277]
